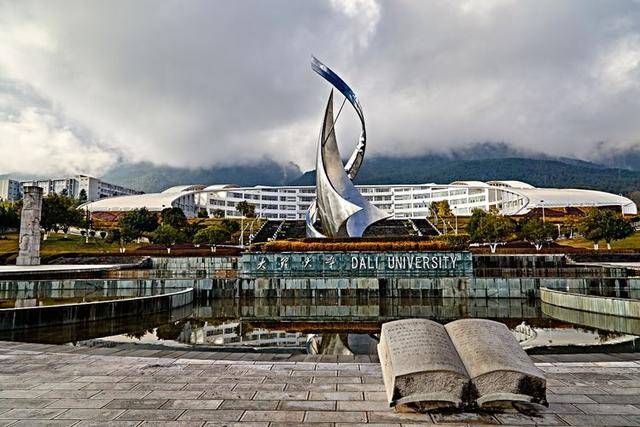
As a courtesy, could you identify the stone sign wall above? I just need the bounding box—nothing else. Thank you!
[242,251,473,278]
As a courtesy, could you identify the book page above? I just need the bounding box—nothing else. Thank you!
[380,318,468,378]
[445,319,544,380]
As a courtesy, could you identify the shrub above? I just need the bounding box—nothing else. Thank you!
[153,225,187,246]
[193,226,231,245]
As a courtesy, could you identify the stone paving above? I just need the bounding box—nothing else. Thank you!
[0,342,639,426]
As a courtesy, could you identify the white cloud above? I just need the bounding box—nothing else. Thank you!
[0,0,639,175]
[330,0,381,49]
[598,35,640,90]
[0,108,116,176]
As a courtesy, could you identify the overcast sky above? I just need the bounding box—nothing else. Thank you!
[1,0,640,176]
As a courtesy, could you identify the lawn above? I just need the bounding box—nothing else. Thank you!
[557,232,640,250]
[0,233,142,256]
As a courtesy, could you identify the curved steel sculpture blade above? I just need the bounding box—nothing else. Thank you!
[311,56,365,180]
[306,58,390,238]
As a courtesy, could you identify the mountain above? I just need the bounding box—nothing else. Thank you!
[100,160,301,193]
[95,142,640,195]
[590,144,640,171]
[291,156,640,195]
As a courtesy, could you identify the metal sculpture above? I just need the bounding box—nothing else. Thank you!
[306,57,390,238]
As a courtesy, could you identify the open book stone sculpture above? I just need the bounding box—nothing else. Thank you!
[378,318,547,412]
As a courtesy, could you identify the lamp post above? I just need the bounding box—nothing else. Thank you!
[541,200,545,223]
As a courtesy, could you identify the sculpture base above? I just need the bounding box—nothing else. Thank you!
[16,256,41,266]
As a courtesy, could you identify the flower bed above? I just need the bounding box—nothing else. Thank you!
[253,234,470,252]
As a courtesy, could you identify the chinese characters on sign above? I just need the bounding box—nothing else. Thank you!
[244,252,472,277]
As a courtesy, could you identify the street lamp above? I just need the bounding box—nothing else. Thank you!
[540,200,545,223]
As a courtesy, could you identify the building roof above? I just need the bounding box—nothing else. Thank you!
[161,185,207,194]
[487,180,535,189]
[449,180,491,187]
[502,187,636,215]
[202,184,240,192]
[80,186,204,213]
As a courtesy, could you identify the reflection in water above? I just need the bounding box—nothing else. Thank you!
[0,304,193,344]
[195,297,544,330]
[0,290,638,354]
[80,297,640,355]
[0,279,196,308]
[177,320,307,348]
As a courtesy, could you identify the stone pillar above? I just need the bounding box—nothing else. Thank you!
[16,186,43,266]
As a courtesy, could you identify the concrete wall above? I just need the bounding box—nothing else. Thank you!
[541,287,640,319]
[145,257,237,278]
[195,276,640,299]
[0,288,193,331]
[541,301,640,336]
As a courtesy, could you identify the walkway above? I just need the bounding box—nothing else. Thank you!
[0,342,638,425]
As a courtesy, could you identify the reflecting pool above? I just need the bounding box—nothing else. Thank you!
[0,277,638,355]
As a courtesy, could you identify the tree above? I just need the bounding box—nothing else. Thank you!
[211,209,225,218]
[105,228,121,244]
[579,209,634,250]
[197,208,209,218]
[468,208,514,253]
[41,193,83,238]
[430,200,452,218]
[161,207,187,228]
[221,218,240,234]
[429,200,452,233]
[153,224,187,246]
[181,222,201,241]
[518,217,557,250]
[0,202,20,237]
[118,208,158,242]
[562,215,580,239]
[78,189,88,204]
[236,201,256,218]
[193,226,231,245]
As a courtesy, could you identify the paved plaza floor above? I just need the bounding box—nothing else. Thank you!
[0,341,639,426]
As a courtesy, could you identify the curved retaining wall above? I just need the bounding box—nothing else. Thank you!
[540,287,640,319]
[0,288,193,331]
[541,301,640,336]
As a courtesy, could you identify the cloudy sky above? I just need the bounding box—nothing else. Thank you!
[1,0,640,176]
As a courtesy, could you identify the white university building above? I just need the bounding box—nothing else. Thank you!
[81,180,637,219]
[0,179,22,202]
[20,175,142,202]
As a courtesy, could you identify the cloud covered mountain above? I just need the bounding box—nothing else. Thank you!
[1,1,640,177]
